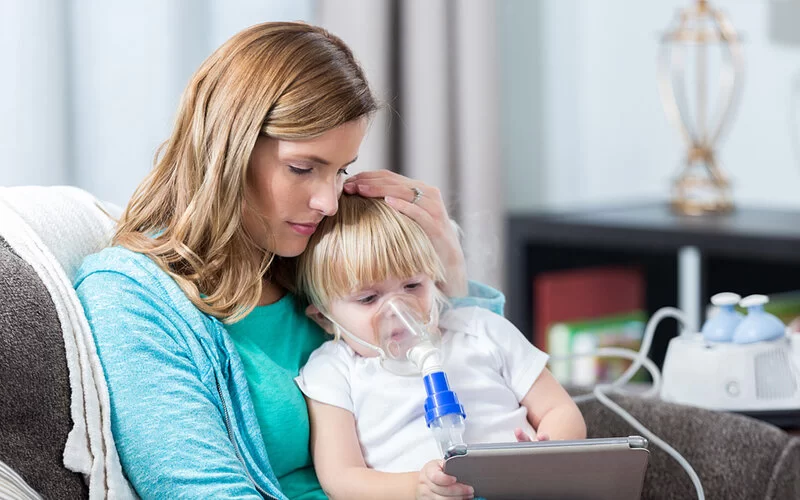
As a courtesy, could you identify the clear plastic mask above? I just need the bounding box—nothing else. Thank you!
[330,294,442,376]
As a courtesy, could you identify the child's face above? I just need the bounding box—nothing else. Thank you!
[326,274,437,357]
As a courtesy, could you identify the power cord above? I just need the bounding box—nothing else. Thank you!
[548,307,705,500]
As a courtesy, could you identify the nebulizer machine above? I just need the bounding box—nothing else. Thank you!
[559,292,800,500]
[661,293,800,412]
[334,295,467,456]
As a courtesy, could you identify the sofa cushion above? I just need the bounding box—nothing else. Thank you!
[0,236,87,498]
[577,392,800,500]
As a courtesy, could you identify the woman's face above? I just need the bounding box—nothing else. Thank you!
[244,119,367,258]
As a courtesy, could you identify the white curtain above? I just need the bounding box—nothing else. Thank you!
[1,0,313,207]
[2,0,503,289]
[318,0,503,288]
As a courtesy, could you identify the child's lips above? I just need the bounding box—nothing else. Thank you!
[390,329,410,342]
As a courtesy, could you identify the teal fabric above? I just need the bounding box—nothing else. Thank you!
[74,245,505,498]
[455,280,506,316]
[225,295,328,500]
[75,247,285,499]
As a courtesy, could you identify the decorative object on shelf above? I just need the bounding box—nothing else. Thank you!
[658,0,744,215]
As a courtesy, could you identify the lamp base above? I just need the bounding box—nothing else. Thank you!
[671,177,734,216]
[671,197,734,216]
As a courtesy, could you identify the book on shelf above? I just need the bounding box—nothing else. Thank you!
[533,265,644,349]
[547,311,648,387]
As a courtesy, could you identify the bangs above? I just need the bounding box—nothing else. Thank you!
[298,195,446,308]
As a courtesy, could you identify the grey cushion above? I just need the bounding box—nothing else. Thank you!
[0,236,87,498]
[576,392,800,500]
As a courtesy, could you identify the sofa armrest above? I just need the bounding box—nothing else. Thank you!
[0,238,88,498]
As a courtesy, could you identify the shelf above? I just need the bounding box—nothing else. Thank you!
[505,201,800,367]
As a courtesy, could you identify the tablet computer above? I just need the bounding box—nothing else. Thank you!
[443,436,649,500]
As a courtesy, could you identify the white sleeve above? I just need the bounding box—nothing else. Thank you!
[294,341,354,413]
[476,309,550,401]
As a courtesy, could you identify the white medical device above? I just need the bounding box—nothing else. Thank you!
[660,293,800,415]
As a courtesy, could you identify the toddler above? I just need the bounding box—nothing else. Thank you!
[295,195,585,499]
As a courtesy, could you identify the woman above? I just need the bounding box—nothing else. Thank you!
[75,22,502,499]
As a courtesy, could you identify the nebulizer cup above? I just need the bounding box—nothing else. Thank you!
[372,296,466,457]
[732,294,786,344]
[701,292,743,342]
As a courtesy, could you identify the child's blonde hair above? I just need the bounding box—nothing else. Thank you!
[297,195,447,314]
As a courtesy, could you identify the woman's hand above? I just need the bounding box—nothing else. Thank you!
[416,460,474,499]
[344,170,468,297]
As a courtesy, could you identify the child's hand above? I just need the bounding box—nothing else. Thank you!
[514,427,550,442]
[417,459,474,499]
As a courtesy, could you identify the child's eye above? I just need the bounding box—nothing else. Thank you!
[405,282,422,291]
[338,168,350,176]
[289,165,312,175]
[357,294,377,305]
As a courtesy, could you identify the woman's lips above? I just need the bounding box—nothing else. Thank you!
[289,222,318,236]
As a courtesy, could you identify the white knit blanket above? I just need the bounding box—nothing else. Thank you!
[0,186,136,499]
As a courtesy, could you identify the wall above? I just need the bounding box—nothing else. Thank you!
[502,0,800,211]
[1,0,313,206]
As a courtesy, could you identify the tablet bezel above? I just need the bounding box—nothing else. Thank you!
[442,436,649,500]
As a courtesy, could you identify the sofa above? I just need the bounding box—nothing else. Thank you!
[577,391,800,499]
[1,230,799,499]
[0,237,88,498]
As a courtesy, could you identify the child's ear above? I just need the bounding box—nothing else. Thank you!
[305,304,335,335]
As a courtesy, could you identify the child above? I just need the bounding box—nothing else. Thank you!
[295,195,586,499]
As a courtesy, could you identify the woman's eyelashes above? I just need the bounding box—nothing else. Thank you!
[288,165,312,175]
[287,165,349,176]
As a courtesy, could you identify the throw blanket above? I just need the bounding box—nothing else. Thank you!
[0,186,136,499]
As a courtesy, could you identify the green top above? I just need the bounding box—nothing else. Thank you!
[225,293,328,500]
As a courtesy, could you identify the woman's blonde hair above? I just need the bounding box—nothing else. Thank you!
[114,22,377,322]
[297,195,447,314]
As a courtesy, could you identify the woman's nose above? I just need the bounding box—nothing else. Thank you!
[309,180,339,216]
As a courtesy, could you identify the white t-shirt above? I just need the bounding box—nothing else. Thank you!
[295,306,549,473]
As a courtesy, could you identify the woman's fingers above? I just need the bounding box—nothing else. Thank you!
[346,169,408,182]
[385,197,439,236]
[347,180,443,211]
[349,179,448,239]
[343,171,407,193]
[353,183,426,204]
[345,173,424,188]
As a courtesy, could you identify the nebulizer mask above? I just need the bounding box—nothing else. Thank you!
[358,294,444,375]
[328,294,467,456]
